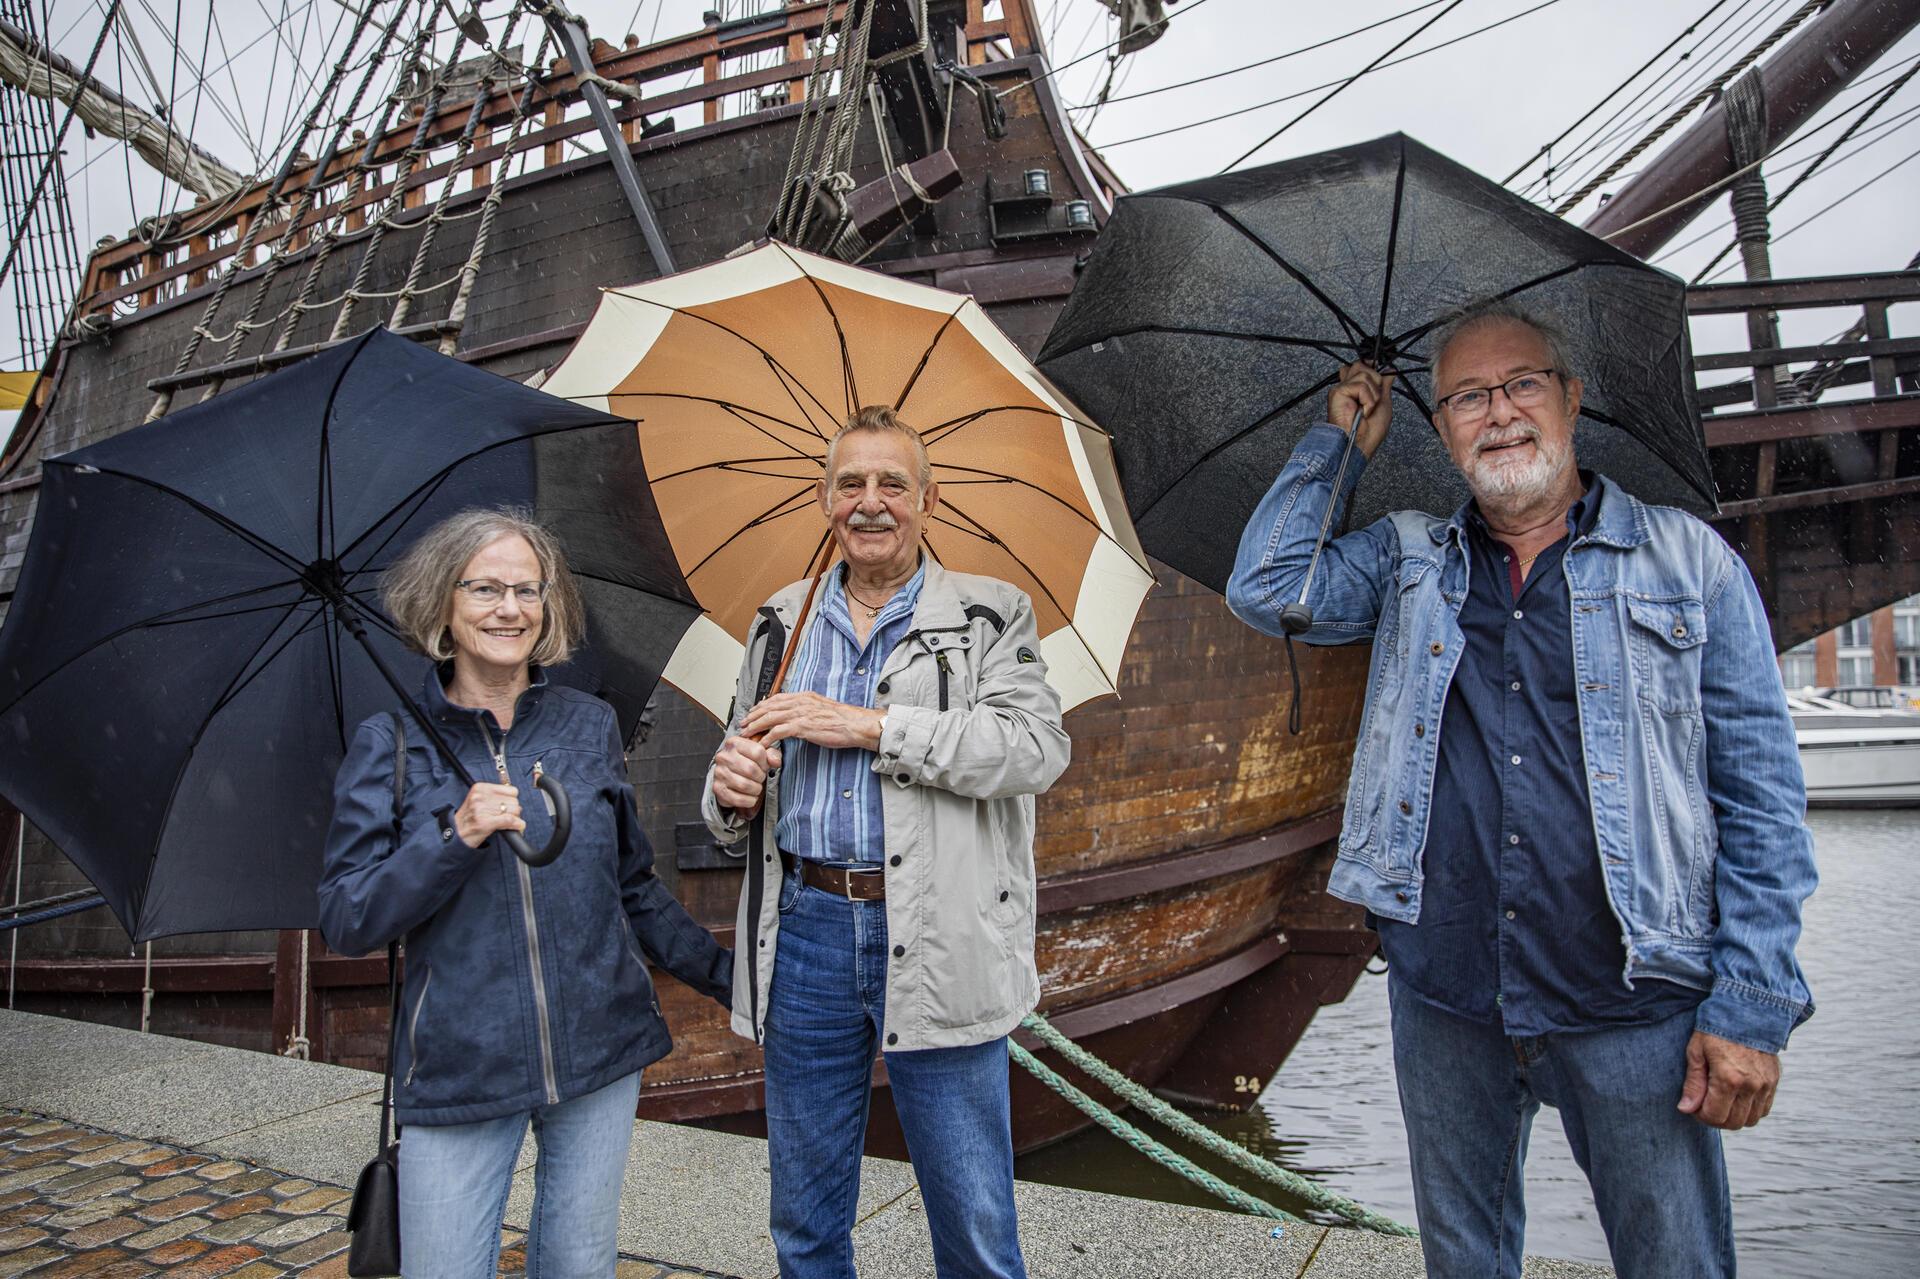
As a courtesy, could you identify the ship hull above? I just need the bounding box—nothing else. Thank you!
[0,10,1375,1151]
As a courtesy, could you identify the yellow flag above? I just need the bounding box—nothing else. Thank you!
[0,371,36,411]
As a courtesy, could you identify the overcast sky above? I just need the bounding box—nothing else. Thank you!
[2,0,1915,383]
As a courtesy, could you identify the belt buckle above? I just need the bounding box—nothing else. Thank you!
[841,867,859,902]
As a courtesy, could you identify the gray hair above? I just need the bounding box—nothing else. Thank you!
[1429,298,1577,387]
[382,507,585,667]
[822,404,933,490]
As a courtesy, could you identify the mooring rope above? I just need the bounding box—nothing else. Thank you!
[1015,1009,1418,1237]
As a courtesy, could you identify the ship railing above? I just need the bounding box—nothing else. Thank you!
[70,0,1039,331]
[1687,269,1920,519]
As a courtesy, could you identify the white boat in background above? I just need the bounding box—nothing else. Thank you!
[1788,692,1920,808]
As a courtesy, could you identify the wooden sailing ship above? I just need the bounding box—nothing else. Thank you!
[4,0,1917,1159]
[0,0,1380,1154]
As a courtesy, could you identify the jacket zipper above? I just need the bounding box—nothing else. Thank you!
[936,650,952,712]
[404,964,432,1085]
[480,717,560,1105]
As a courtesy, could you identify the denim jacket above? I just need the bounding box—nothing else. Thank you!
[1227,424,1816,1053]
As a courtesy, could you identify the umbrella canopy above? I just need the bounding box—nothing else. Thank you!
[1036,133,1713,595]
[0,328,698,940]
[540,241,1154,717]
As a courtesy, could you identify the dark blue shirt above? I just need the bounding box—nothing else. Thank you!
[1377,477,1702,1035]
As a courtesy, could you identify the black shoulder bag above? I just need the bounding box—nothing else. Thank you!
[345,712,407,1277]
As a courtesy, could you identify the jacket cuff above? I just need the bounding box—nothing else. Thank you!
[871,703,936,786]
[1694,979,1807,1054]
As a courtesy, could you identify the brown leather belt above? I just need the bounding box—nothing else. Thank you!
[783,852,887,901]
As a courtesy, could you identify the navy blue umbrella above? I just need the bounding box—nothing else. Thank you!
[0,328,699,940]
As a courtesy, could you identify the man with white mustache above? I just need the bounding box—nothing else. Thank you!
[703,405,1068,1279]
[1227,299,1815,1279]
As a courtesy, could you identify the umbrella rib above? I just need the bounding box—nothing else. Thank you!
[651,456,825,485]
[330,415,654,571]
[618,396,823,469]
[0,580,307,716]
[602,281,844,434]
[927,497,1084,658]
[919,403,1120,451]
[683,485,820,580]
[893,302,969,414]
[46,462,309,577]
[1371,142,1410,364]
[772,240,859,416]
[340,471,457,581]
[1133,372,1343,523]
[195,604,335,747]
[1387,261,1586,354]
[1208,204,1370,346]
[1033,324,1358,370]
[923,464,1151,572]
[315,331,366,565]
[128,600,329,942]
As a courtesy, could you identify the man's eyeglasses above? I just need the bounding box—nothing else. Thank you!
[1435,369,1561,422]
[455,578,550,606]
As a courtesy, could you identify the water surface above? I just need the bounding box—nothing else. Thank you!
[1017,810,1918,1274]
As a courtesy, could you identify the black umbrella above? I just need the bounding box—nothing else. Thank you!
[1037,132,1714,597]
[0,328,699,941]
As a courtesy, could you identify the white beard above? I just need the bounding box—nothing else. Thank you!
[1457,423,1573,510]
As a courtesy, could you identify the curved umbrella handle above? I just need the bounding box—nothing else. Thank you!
[503,771,571,867]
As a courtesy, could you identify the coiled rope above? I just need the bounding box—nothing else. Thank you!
[1014,1010,1417,1237]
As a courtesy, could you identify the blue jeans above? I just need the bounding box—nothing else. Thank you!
[1389,980,1733,1279]
[763,877,1026,1279]
[398,1069,641,1278]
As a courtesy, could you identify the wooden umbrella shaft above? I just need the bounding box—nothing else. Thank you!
[762,529,836,704]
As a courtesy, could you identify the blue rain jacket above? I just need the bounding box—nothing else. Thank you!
[1228,424,1816,1054]
[319,667,731,1125]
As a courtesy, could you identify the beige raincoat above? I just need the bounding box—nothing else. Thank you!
[702,559,1069,1051]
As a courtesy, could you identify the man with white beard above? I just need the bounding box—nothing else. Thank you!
[1226,299,1815,1279]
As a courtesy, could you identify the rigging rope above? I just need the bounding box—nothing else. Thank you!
[1015,1010,1419,1236]
[1224,0,1466,171]
[1093,0,1559,153]
[145,0,383,421]
[1689,56,1920,280]
[441,30,553,353]
[389,8,528,331]
[1522,0,1793,202]
[200,0,426,394]
[1501,0,1738,186]
[0,0,122,304]
[1551,0,1832,214]
[1066,0,1450,113]
[330,18,475,340]
[272,1,435,351]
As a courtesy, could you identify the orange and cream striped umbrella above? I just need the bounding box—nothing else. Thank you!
[541,241,1153,719]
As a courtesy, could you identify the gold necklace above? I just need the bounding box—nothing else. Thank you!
[845,584,890,618]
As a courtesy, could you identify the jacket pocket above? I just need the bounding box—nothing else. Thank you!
[1626,596,1707,713]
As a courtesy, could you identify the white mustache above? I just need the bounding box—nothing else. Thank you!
[1473,425,1540,455]
[847,514,899,531]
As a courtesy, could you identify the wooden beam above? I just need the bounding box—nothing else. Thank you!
[1686,270,1920,314]
[1701,394,1920,447]
[1693,336,1920,373]
[1713,474,1920,518]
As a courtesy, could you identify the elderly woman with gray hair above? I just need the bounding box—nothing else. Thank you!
[319,507,731,1279]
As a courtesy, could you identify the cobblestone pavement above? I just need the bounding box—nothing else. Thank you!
[0,1111,725,1278]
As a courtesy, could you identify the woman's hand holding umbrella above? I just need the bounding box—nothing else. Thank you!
[452,781,528,849]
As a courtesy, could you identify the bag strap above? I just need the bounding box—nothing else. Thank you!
[379,711,408,1150]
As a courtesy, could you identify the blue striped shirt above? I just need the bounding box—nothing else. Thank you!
[776,560,925,863]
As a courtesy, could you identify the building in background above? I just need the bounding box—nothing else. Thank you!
[1780,594,1920,690]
